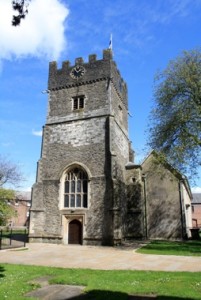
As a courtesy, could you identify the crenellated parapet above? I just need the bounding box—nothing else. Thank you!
[48,49,128,108]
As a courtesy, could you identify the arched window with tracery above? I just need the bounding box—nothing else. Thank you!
[64,167,88,208]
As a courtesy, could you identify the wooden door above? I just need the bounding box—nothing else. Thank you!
[68,219,82,244]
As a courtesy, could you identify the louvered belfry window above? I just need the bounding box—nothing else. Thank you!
[73,96,85,110]
[64,168,88,208]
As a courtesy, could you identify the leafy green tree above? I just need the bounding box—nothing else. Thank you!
[0,156,22,225]
[148,49,201,181]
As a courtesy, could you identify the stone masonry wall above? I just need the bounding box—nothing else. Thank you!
[47,81,110,124]
[49,118,105,148]
[30,49,129,245]
[142,155,182,239]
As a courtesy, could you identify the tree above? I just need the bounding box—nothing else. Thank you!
[12,0,31,26]
[0,156,23,225]
[148,49,201,181]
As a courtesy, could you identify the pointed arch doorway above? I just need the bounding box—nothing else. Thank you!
[68,219,82,244]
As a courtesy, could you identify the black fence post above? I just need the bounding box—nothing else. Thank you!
[10,228,12,246]
[24,228,26,247]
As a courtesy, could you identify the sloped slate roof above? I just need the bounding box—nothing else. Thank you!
[192,193,201,204]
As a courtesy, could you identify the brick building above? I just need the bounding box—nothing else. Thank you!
[10,191,31,227]
[29,49,192,245]
[192,194,201,228]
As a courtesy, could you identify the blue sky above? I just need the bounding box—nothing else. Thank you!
[0,0,201,192]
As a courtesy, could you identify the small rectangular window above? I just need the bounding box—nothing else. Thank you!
[83,180,87,193]
[70,194,75,207]
[71,180,75,193]
[76,194,81,207]
[72,96,85,111]
[83,194,87,208]
[118,105,123,121]
[77,180,81,192]
[65,181,69,193]
[64,195,69,207]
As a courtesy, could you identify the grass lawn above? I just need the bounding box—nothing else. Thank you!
[0,264,201,299]
[136,240,201,256]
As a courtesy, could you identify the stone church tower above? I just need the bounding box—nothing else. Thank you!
[29,48,192,245]
[29,49,133,245]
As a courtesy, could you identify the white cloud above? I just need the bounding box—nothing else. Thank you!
[191,187,201,193]
[0,0,69,61]
[32,129,42,136]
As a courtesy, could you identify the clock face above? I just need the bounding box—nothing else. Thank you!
[70,65,85,79]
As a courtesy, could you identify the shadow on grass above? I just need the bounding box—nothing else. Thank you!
[63,290,195,300]
[137,240,201,255]
[0,265,5,278]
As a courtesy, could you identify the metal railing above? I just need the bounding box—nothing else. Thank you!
[0,228,28,250]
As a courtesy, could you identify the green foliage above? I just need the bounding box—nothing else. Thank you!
[0,205,15,227]
[0,188,15,200]
[148,49,201,181]
[0,188,16,225]
[137,240,201,256]
[0,264,201,299]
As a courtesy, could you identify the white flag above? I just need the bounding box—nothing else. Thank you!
[109,34,112,50]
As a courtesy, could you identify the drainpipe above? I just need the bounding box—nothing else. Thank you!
[142,174,148,239]
[179,180,186,239]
